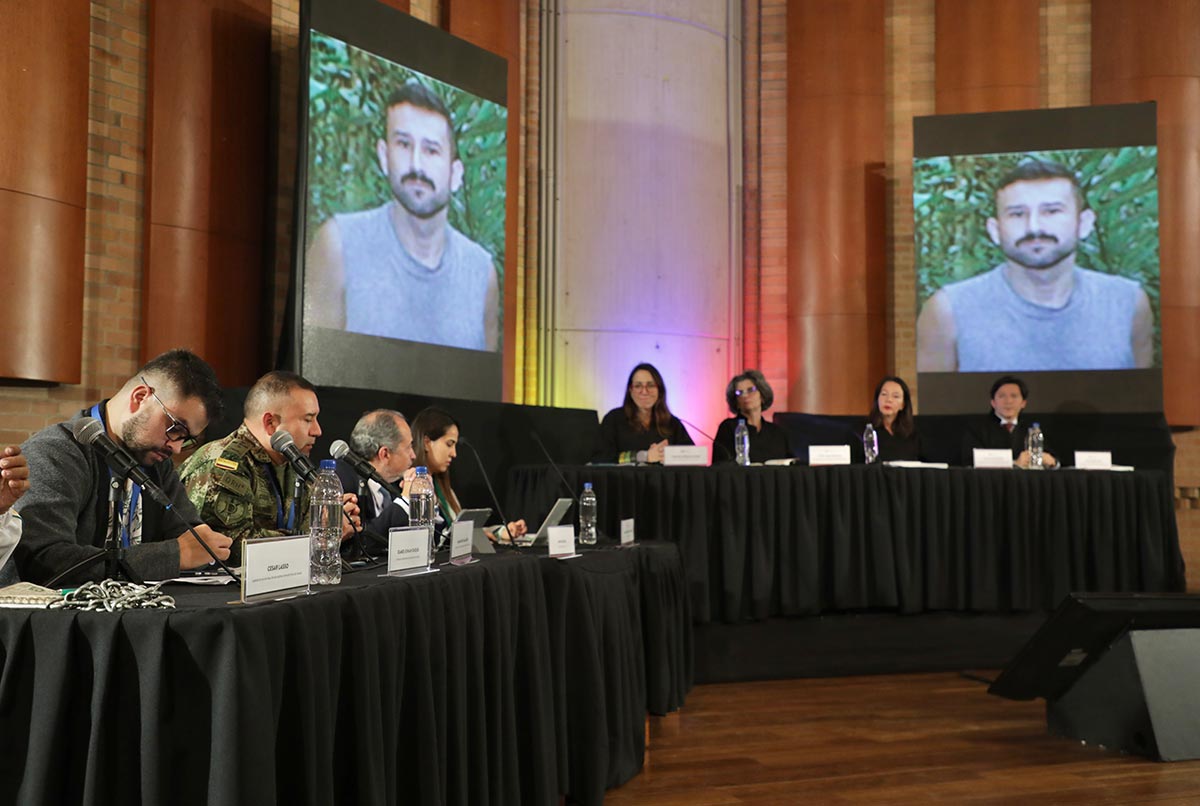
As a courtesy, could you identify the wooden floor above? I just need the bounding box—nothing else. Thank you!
[606,672,1200,805]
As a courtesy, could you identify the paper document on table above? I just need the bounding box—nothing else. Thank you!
[883,461,949,469]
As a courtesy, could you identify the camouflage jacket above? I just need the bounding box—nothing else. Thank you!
[179,423,311,556]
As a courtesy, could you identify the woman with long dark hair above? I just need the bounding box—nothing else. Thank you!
[411,406,526,544]
[593,363,693,464]
[867,375,922,462]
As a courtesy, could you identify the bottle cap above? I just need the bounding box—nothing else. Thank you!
[1032,422,1040,428]
[415,466,427,474]
[584,482,593,491]
[319,459,336,470]
[738,418,745,424]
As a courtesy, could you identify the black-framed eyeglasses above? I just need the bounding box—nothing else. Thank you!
[141,376,198,449]
[631,382,657,391]
[734,385,759,397]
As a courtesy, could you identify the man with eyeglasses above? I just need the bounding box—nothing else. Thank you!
[14,349,234,586]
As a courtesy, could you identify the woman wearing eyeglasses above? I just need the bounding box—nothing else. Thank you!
[593,363,693,464]
[713,369,793,463]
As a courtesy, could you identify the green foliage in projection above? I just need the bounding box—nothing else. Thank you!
[913,147,1160,362]
[305,33,509,276]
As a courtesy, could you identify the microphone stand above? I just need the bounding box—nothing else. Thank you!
[529,430,609,544]
[459,439,519,549]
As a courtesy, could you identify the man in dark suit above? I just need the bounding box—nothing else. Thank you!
[961,375,1059,468]
[335,409,416,555]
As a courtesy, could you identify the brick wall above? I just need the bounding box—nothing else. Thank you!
[0,0,147,447]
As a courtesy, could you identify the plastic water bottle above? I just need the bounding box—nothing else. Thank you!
[1027,423,1045,470]
[309,459,344,585]
[863,424,878,464]
[734,418,750,466]
[409,466,436,562]
[579,482,598,545]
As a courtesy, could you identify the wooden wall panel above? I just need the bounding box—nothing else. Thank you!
[1093,0,1200,424]
[144,0,271,386]
[787,0,887,413]
[934,0,1040,114]
[0,0,89,383]
[446,0,521,400]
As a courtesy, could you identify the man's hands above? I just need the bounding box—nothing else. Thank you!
[340,492,361,541]
[178,523,233,570]
[0,446,30,515]
[1015,450,1058,469]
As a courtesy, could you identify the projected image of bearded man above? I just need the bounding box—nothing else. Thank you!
[916,159,1154,372]
[306,82,499,352]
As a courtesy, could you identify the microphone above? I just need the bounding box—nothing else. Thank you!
[675,415,734,462]
[269,429,316,484]
[71,417,171,506]
[457,437,515,545]
[530,429,580,507]
[330,439,404,501]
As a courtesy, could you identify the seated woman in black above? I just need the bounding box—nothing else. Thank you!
[713,369,792,463]
[869,375,922,462]
[593,363,693,464]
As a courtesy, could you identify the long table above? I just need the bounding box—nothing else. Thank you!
[508,464,1185,625]
[0,544,691,806]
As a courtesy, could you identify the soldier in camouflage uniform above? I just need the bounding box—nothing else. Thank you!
[180,370,358,562]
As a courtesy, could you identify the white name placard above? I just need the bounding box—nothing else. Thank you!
[449,521,477,565]
[241,535,310,603]
[547,525,577,558]
[388,526,431,574]
[973,448,1013,469]
[663,445,709,466]
[1075,451,1113,470]
[808,445,851,466]
[620,518,636,546]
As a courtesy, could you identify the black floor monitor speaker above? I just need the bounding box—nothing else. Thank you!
[990,593,1200,761]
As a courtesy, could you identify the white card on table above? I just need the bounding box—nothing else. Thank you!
[663,445,708,466]
[388,526,431,574]
[1075,451,1113,470]
[241,535,310,602]
[620,518,636,546]
[450,521,476,565]
[808,445,851,466]
[973,448,1013,469]
[547,525,576,558]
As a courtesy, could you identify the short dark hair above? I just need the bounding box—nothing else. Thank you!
[995,159,1085,209]
[725,369,774,414]
[350,409,406,459]
[385,82,457,159]
[243,371,316,419]
[990,375,1028,400]
[139,349,223,422]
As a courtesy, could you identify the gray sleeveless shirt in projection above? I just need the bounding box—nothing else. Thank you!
[941,265,1143,371]
[335,202,495,351]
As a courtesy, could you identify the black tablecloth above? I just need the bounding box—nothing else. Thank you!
[0,546,692,806]
[508,464,1186,625]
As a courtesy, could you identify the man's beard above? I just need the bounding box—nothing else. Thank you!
[120,409,164,466]
[392,170,450,219]
[1003,232,1076,270]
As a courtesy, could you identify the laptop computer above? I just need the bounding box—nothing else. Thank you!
[516,498,574,547]
[454,508,495,555]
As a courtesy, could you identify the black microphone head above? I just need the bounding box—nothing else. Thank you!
[269,429,296,453]
[72,417,106,446]
[330,439,350,460]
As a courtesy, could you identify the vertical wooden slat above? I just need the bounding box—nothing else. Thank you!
[1093,0,1200,425]
[144,0,271,386]
[934,0,1041,114]
[0,0,90,383]
[788,0,887,413]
